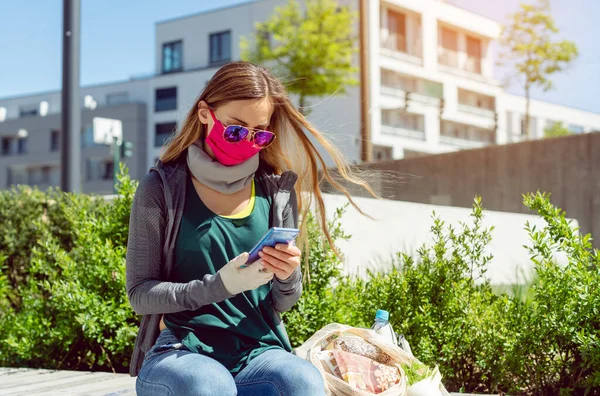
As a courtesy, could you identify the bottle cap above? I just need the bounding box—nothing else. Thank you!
[375,309,389,321]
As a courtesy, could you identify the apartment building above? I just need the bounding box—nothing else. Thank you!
[371,0,600,160]
[1,0,599,193]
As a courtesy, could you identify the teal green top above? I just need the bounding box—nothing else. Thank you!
[164,176,292,374]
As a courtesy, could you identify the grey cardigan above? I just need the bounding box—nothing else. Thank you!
[125,152,302,377]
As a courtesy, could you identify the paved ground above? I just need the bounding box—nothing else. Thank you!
[0,367,136,396]
[0,367,489,395]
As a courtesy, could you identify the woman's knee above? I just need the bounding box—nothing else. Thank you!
[292,359,326,391]
[138,350,237,396]
[274,355,326,394]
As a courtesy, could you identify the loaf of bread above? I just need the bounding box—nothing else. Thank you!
[330,333,391,364]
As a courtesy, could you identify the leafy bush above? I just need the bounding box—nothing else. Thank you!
[284,198,514,393]
[509,193,600,394]
[284,195,599,395]
[1,169,598,394]
[0,167,137,372]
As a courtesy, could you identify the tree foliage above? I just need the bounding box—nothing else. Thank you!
[240,0,358,115]
[499,0,578,138]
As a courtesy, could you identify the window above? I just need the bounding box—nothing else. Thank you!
[51,129,60,152]
[423,80,443,99]
[162,40,183,74]
[466,36,482,74]
[387,9,407,52]
[440,27,458,51]
[1,137,13,156]
[209,31,231,64]
[506,112,513,135]
[382,110,424,132]
[439,27,458,67]
[28,167,43,185]
[17,137,28,155]
[19,104,38,118]
[104,161,114,180]
[155,122,177,147]
[87,158,114,181]
[569,124,584,134]
[49,167,60,185]
[41,166,52,184]
[7,166,27,186]
[441,120,495,143]
[155,87,177,112]
[106,92,129,106]
[82,124,101,148]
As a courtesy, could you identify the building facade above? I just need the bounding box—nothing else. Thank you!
[1,0,599,193]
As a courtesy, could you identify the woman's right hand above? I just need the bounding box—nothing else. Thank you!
[218,252,274,295]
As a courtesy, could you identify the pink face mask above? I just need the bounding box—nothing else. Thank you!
[205,109,275,166]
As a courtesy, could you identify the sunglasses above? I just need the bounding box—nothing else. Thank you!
[209,109,276,148]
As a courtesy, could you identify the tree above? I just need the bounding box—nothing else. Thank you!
[544,121,570,138]
[499,0,578,138]
[240,0,358,116]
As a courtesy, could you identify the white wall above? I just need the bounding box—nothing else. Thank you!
[321,193,572,285]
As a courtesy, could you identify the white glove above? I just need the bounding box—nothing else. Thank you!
[218,253,274,295]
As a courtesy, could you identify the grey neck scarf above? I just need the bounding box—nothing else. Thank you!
[186,141,259,194]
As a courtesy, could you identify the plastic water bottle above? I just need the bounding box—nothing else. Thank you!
[371,309,397,346]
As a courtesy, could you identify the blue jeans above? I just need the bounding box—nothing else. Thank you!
[136,329,326,396]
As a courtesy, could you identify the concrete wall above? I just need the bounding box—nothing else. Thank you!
[321,192,566,285]
[328,133,600,246]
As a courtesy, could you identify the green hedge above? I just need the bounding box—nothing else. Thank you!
[0,168,598,394]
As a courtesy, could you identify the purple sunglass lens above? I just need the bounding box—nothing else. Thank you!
[223,125,249,142]
[254,132,275,148]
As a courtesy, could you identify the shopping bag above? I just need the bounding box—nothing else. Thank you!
[294,323,450,396]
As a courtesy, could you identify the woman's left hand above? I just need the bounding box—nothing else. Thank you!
[259,243,301,281]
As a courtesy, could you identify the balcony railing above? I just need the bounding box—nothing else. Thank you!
[438,47,458,68]
[382,110,426,140]
[457,104,495,118]
[381,33,406,52]
[465,57,482,74]
[440,123,496,145]
[380,33,423,59]
[380,86,442,107]
[381,125,426,140]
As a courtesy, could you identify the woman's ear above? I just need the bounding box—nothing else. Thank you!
[197,101,210,125]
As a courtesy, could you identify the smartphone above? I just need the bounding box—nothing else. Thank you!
[245,227,300,265]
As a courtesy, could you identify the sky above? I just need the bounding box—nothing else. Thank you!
[0,0,598,113]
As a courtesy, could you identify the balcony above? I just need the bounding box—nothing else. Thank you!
[440,120,495,148]
[457,104,495,119]
[465,56,482,74]
[381,125,426,140]
[381,110,426,140]
[381,86,441,108]
[438,47,458,68]
[380,70,443,109]
[380,33,423,65]
[457,89,496,124]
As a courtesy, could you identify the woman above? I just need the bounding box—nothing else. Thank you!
[126,61,374,395]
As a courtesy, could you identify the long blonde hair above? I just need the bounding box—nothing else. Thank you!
[161,61,376,264]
